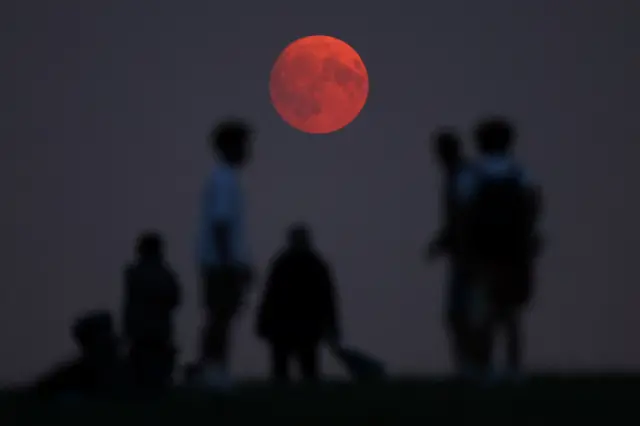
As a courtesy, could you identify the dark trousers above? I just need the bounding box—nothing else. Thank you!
[270,341,319,382]
[447,313,471,371]
[467,259,526,373]
[476,303,521,372]
[446,264,471,371]
[200,267,247,367]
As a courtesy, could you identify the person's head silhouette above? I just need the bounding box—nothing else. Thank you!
[432,129,462,173]
[210,119,253,168]
[72,311,116,356]
[287,223,312,251]
[474,117,515,156]
[136,231,164,261]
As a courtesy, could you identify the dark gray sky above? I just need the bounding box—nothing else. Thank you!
[2,0,639,384]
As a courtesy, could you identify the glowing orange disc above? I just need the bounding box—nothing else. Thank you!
[269,35,369,134]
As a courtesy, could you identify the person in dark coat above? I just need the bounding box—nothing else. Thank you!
[256,223,340,382]
[123,231,181,389]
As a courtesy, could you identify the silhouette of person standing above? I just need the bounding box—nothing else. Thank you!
[256,223,340,382]
[425,129,472,376]
[123,231,181,389]
[455,117,541,382]
[197,119,254,389]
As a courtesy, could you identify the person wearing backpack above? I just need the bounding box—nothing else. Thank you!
[455,117,542,382]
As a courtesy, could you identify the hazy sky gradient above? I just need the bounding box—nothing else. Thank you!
[2,0,639,384]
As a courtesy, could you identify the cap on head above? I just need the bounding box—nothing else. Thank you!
[136,231,164,259]
[474,117,515,155]
[210,118,253,166]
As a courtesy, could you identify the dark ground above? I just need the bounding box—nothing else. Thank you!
[2,374,639,425]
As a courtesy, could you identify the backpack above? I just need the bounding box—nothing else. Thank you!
[464,166,538,305]
[465,167,532,261]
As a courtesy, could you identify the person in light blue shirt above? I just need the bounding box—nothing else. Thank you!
[197,158,250,268]
[455,117,542,382]
[196,119,253,389]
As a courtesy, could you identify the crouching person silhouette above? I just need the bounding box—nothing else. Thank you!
[35,310,122,395]
[123,231,181,389]
[256,223,341,383]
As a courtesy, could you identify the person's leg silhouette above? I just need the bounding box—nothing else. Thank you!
[270,341,292,383]
[297,342,320,382]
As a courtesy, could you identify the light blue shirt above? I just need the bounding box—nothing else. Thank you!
[197,164,250,267]
[455,155,532,203]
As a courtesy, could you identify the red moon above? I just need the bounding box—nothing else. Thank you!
[269,35,369,134]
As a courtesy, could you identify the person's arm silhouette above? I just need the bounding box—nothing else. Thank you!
[255,259,278,339]
[321,263,341,347]
[426,230,449,261]
[167,268,182,311]
[122,265,135,343]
